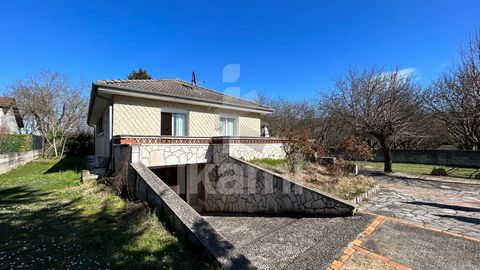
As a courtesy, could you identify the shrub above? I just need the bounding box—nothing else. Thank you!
[0,134,34,153]
[326,159,348,180]
[316,145,327,159]
[338,135,374,162]
[65,132,94,156]
[431,167,448,176]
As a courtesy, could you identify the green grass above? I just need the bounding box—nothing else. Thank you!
[0,157,210,269]
[250,158,375,200]
[357,161,480,179]
[250,158,311,173]
[250,158,287,173]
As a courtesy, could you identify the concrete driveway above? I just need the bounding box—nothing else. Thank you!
[359,173,480,239]
[203,214,374,270]
[204,212,480,270]
[202,172,480,269]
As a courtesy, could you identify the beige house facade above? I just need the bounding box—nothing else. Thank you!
[87,79,285,207]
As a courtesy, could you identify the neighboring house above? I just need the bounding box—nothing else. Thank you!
[87,79,286,206]
[0,97,24,134]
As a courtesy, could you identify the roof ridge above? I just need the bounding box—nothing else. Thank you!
[170,78,268,109]
[96,78,177,83]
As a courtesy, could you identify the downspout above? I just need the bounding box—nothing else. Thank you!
[87,124,96,165]
[108,103,113,170]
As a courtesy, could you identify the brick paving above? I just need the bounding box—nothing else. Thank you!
[359,173,480,239]
[330,215,480,270]
[339,251,399,270]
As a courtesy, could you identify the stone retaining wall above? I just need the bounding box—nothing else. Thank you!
[205,143,356,216]
[130,143,212,167]
[228,143,285,161]
[0,150,41,174]
[113,136,286,169]
[128,162,254,269]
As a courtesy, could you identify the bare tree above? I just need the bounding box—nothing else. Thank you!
[425,31,480,150]
[10,70,88,157]
[323,66,423,172]
[262,99,316,173]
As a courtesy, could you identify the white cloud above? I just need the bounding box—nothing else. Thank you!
[398,67,417,77]
[381,67,418,79]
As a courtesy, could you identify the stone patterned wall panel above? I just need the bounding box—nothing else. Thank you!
[114,137,286,169]
[131,144,212,167]
[206,144,355,216]
[229,143,286,160]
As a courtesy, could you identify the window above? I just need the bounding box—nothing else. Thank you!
[97,117,104,134]
[161,112,187,136]
[220,117,236,136]
[173,113,186,136]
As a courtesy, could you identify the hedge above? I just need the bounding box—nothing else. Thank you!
[0,134,34,153]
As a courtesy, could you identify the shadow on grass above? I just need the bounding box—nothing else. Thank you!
[0,185,51,205]
[0,180,210,269]
[44,156,84,174]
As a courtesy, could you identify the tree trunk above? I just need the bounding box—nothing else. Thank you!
[379,138,393,173]
[52,138,58,157]
[60,136,67,157]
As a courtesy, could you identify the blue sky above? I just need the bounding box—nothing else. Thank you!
[0,0,479,101]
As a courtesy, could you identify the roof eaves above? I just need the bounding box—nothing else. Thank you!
[95,82,274,113]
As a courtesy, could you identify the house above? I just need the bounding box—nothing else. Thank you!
[0,97,24,134]
[87,78,286,206]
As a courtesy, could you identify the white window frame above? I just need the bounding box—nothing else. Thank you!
[219,115,238,137]
[161,108,189,137]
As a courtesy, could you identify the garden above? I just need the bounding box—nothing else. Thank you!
[0,157,210,269]
[250,158,376,201]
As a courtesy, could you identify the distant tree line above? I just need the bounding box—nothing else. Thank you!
[260,30,480,172]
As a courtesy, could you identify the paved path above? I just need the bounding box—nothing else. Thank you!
[332,215,480,270]
[205,212,480,270]
[203,214,374,270]
[359,173,480,239]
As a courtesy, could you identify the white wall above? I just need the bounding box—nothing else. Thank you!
[0,107,20,134]
[94,106,112,166]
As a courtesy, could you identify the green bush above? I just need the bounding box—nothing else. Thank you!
[0,134,34,153]
[65,132,94,156]
[431,167,448,176]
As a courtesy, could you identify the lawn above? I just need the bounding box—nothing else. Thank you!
[357,161,480,179]
[0,157,210,269]
[250,158,376,200]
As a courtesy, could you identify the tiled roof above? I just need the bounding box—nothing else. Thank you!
[0,97,16,107]
[94,78,272,112]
